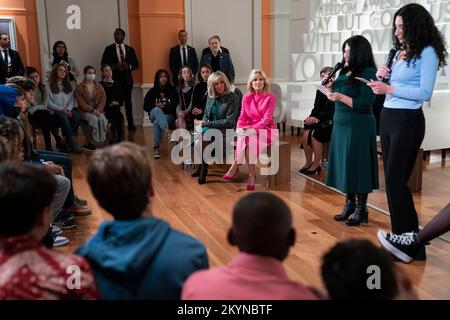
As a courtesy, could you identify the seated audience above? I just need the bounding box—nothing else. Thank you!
[100,64,124,144]
[3,78,91,244]
[190,64,212,122]
[200,36,235,82]
[143,69,179,159]
[0,162,99,299]
[321,239,417,300]
[48,63,82,153]
[75,65,108,150]
[76,142,209,299]
[25,67,66,151]
[299,66,335,174]
[176,66,195,130]
[0,115,71,248]
[182,192,320,300]
[191,71,239,184]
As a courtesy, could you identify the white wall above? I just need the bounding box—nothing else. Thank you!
[36,0,128,82]
[281,0,450,151]
[185,0,261,84]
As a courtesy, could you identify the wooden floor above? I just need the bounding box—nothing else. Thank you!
[51,127,450,300]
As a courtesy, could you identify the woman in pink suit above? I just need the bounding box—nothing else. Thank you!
[223,69,277,190]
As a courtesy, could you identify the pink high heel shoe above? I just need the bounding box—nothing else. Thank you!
[246,175,255,191]
[223,167,239,181]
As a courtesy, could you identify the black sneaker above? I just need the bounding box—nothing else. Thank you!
[377,229,422,263]
[153,147,161,159]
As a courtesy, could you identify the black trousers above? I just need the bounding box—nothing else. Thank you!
[380,107,425,234]
[123,86,134,128]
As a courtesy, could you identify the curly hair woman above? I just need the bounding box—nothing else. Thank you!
[367,3,447,262]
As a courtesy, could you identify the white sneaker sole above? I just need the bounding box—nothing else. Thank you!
[377,230,413,263]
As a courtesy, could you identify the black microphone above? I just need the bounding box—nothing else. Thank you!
[322,60,344,86]
[382,48,397,83]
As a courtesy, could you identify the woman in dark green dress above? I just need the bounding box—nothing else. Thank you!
[326,35,379,226]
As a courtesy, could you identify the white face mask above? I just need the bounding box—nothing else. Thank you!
[86,74,96,81]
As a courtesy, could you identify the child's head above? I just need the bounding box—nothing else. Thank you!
[87,142,153,220]
[321,239,404,300]
[229,192,295,260]
[0,162,55,240]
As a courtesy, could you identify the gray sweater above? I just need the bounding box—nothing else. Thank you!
[47,84,75,112]
[28,86,49,115]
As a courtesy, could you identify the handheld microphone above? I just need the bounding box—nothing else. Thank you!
[322,60,344,86]
[382,48,397,83]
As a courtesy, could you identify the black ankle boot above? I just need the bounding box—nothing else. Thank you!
[191,165,201,177]
[346,193,369,226]
[44,136,53,151]
[334,193,356,221]
[55,136,68,152]
[198,162,208,185]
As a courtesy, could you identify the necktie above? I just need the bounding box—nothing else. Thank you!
[182,47,187,67]
[3,50,11,76]
[118,45,125,63]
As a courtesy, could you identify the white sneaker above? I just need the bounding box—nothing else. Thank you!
[53,236,70,247]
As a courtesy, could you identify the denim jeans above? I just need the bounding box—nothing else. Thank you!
[37,150,75,208]
[149,107,175,146]
[53,109,80,138]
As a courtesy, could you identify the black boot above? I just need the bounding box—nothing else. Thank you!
[191,165,201,177]
[346,193,369,226]
[334,193,356,221]
[55,136,68,152]
[43,134,53,151]
[198,162,208,185]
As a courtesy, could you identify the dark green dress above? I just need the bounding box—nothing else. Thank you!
[326,67,379,194]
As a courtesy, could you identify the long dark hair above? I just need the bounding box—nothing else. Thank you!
[198,64,213,84]
[393,4,447,67]
[153,69,171,91]
[49,64,73,94]
[341,35,376,81]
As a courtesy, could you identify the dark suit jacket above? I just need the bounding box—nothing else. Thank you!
[200,52,235,82]
[169,45,198,86]
[201,47,230,60]
[0,48,25,84]
[101,43,139,89]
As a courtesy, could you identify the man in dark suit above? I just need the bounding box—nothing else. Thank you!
[101,28,139,131]
[200,35,230,61]
[0,33,25,85]
[169,30,198,87]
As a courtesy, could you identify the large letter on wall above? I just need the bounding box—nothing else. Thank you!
[66,5,81,30]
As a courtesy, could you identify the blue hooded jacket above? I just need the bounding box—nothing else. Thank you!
[0,85,18,117]
[76,216,209,300]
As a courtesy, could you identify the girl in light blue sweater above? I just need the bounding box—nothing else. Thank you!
[368,3,447,263]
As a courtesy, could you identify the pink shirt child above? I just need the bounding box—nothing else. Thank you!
[182,252,319,300]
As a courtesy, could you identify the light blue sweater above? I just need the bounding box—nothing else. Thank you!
[385,46,439,110]
[47,84,75,112]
